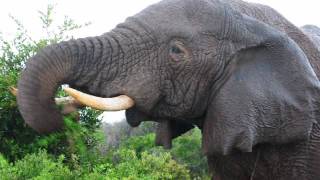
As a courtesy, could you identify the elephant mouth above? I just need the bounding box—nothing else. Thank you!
[125,107,151,127]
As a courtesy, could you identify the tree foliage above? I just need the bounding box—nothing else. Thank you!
[0,129,210,179]
[0,4,98,162]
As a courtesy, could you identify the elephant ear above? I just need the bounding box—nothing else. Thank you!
[202,15,320,156]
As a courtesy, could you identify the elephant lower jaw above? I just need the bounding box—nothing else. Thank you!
[125,107,150,127]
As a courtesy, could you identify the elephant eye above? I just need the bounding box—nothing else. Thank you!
[169,41,189,61]
[170,45,183,54]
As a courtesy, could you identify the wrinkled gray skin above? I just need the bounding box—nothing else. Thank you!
[302,25,320,51]
[17,0,320,179]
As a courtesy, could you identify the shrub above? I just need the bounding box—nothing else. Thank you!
[105,149,190,180]
[102,121,157,151]
[0,151,74,180]
[0,146,191,179]
[0,153,16,180]
[119,133,155,157]
[0,4,98,163]
[171,128,211,179]
[113,128,210,179]
[14,151,74,180]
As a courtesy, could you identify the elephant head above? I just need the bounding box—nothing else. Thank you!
[17,0,320,156]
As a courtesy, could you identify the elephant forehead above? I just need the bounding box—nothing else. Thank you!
[131,0,227,38]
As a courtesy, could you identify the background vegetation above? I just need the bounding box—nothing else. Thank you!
[0,5,210,179]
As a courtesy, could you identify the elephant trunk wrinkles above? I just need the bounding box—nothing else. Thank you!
[17,36,114,133]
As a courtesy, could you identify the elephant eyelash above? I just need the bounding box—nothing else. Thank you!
[169,41,189,61]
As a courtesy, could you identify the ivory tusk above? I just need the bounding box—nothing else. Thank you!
[63,87,135,111]
[9,86,18,96]
[54,96,81,106]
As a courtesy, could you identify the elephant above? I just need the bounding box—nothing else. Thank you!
[302,25,320,51]
[16,0,320,179]
[155,119,195,149]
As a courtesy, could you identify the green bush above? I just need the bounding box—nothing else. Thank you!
[0,129,208,179]
[105,149,190,180]
[13,151,73,180]
[0,4,99,163]
[119,133,155,157]
[114,128,210,179]
[171,128,210,179]
[0,154,14,180]
[0,145,191,179]
[0,151,74,180]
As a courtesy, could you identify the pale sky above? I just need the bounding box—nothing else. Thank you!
[1,0,319,123]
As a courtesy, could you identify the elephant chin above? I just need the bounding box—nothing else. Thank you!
[125,108,150,127]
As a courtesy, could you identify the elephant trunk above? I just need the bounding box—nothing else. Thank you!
[17,36,110,133]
